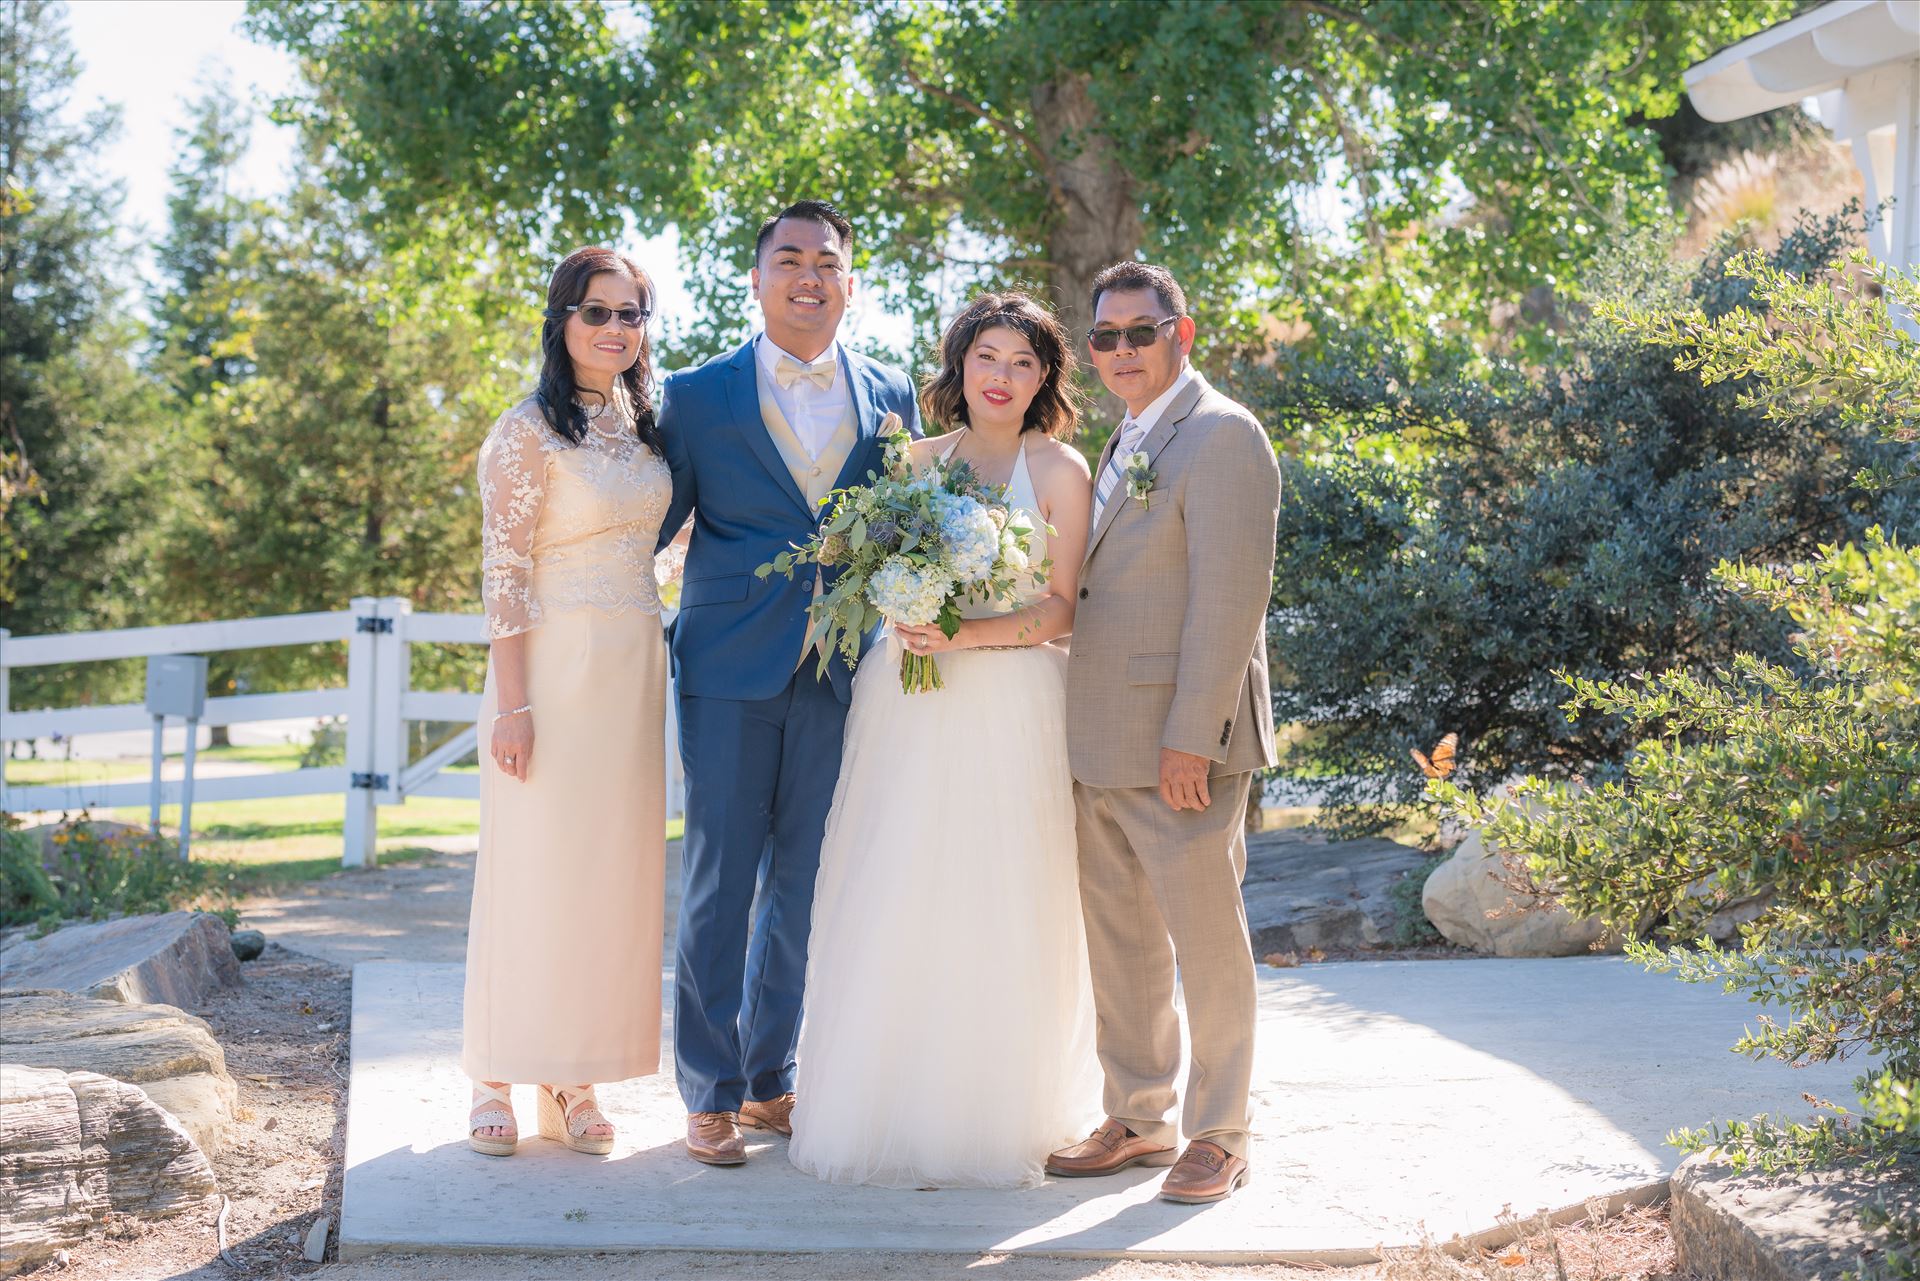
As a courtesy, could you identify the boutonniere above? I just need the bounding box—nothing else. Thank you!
[879,411,912,479]
[1124,451,1157,509]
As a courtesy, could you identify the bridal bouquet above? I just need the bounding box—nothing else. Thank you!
[755,418,1050,693]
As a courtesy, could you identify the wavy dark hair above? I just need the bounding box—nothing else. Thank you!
[535,247,661,453]
[920,292,1081,442]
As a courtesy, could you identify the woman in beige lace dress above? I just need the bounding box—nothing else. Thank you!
[463,247,679,1157]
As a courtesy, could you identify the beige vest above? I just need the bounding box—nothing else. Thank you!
[757,367,860,666]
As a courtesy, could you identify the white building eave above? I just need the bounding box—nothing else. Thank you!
[1684,0,1919,297]
[1685,0,1919,123]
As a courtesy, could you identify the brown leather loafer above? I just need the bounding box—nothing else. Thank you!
[685,1111,746,1165]
[1044,1118,1177,1178]
[739,1092,795,1137]
[1158,1140,1249,1204]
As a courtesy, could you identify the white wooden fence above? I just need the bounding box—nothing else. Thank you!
[0,597,683,866]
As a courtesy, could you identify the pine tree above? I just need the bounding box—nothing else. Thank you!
[0,0,168,709]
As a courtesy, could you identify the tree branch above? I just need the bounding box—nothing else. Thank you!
[951,253,1057,274]
[1514,102,1603,218]
[901,65,1063,207]
[1291,1,1411,49]
[1302,63,1384,255]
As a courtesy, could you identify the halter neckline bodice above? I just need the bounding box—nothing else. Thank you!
[940,428,1037,513]
[938,428,1048,619]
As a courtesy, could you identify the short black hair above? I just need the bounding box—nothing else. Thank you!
[755,200,854,265]
[1089,261,1188,322]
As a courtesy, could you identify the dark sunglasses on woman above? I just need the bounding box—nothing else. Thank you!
[554,303,651,328]
[1087,315,1179,352]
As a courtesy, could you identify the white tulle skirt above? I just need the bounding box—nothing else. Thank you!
[789,639,1101,1189]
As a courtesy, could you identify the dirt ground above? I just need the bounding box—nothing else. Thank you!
[44,944,348,1281]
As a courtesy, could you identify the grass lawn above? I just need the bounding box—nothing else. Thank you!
[103,793,684,895]
[11,742,682,895]
[6,740,317,786]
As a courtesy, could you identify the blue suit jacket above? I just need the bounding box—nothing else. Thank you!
[656,338,921,704]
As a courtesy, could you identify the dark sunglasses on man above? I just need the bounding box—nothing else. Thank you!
[1087,315,1180,352]
[553,303,651,329]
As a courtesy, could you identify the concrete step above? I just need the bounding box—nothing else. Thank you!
[340,956,1861,1263]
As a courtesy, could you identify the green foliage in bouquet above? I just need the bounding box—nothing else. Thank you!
[1254,209,1919,836]
[1437,249,1919,1278]
[756,431,1048,693]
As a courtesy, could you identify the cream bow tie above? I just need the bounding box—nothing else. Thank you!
[773,354,836,391]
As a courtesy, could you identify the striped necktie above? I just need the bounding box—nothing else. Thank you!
[1093,417,1148,521]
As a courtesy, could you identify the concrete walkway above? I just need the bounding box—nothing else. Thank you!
[339,954,1860,1263]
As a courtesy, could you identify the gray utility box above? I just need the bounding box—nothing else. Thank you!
[145,654,209,720]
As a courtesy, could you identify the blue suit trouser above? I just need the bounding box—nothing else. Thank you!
[673,665,848,1113]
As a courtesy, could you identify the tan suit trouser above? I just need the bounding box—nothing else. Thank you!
[1072,773,1256,1159]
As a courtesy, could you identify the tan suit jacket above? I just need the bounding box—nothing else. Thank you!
[1066,373,1280,790]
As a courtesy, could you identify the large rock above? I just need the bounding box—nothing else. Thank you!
[0,1063,217,1277]
[1672,1153,1887,1280]
[1422,828,1622,957]
[1693,883,1775,945]
[0,910,241,1007]
[1244,829,1434,953]
[0,992,236,1153]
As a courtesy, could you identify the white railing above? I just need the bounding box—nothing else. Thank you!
[0,597,684,866]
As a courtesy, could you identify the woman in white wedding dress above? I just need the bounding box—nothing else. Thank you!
[789,293,1101,1189]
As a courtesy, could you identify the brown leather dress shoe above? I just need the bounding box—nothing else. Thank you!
[1158,1140,1249,1204]
[739,1092,795,1137]
[1044,1118,1177,1178]
[685,1111,746,1165]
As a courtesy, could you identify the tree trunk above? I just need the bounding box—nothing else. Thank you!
[1029,74,1142,421]
[365,385,389,555]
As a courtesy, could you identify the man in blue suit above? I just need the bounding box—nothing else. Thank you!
[654,200,920,1165]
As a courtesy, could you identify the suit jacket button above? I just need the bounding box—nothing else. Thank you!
[810,466,822,476]
[1078,587,1088,600]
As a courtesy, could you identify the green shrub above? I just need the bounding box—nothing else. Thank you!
[0,820,59,924]
[3,817,236,930]
[1387,856,1446,948]
[1440,247,1918,1279]
[1250,208,1919,837]
[299,716,346,768]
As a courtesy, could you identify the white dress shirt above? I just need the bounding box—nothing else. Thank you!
[1093,366,1197,522]
[756,333,849,461]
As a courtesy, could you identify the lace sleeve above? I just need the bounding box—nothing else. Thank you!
[654,515,691,590]
[477,403,550,639]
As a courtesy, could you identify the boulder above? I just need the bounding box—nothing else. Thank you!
[1243,829,1432,953]
[1422,828,1623,957]
[1671,1153,1885,1281]
[0,911,240,1007]
[0,992,236,1153]
[0,1063,217,1277]
[229,928,266,962]
[1692,884,1775,945]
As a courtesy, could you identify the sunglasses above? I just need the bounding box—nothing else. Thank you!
[1087,315,1180,352]
[558,303,650,329]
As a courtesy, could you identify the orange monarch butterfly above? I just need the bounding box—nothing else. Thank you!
[1411,733,1457,780]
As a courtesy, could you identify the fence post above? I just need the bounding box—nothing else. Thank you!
[374,597,411,806]
[0,628,11,814]
[343,597,382,867]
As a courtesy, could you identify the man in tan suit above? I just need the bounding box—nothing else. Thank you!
[1046,262,1280,1204]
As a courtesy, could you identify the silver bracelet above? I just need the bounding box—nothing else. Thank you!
[493,704,532,723]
